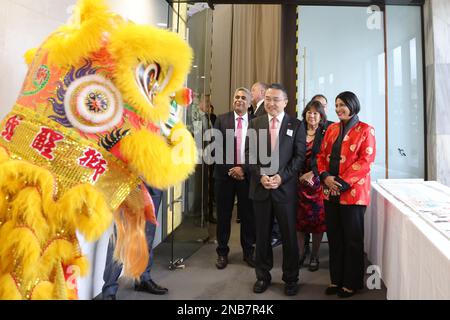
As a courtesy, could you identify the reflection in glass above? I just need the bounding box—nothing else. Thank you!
[387,5,424,178]
[393,46,403,87]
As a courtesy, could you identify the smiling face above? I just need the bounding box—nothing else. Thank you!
[305,107,321,128]
[335,98,352,122]
[264,88,288,117]
[233,90,250,116]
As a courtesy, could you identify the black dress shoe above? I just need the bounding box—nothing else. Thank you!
[102,294,116,300]
[216,255,228,269]
[253,280,270,293]
[284,282,299,296]
[243,255,256,268]
[337,288,355,298]
[324,285,340,295]
[134,280,168,295]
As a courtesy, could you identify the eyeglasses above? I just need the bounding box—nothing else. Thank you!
[235,95,247,101]
[264,97,285,103]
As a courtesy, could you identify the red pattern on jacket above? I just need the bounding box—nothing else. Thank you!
[317,121,376,206]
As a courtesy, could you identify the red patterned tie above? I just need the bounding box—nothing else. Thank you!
[270,117,279,151]
[236,117,243,164]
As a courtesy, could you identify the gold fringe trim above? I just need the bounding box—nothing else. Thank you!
[0,158,112,299]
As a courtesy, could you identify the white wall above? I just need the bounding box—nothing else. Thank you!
[0,0,75,119]
[108,0,168,26]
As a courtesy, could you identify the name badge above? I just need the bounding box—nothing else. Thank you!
[286,129,293,137]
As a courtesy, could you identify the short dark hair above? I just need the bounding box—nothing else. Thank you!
[301,100,327,126]
[311,94,327,103]
[335,91,361,115]
[268,83,288,99]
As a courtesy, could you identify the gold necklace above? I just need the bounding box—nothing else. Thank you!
[307,127,317,137]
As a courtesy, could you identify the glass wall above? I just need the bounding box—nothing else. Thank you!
[297,6,386,180]
[386,5,425,178]
[297,5,425,180]
[157,2,211,269]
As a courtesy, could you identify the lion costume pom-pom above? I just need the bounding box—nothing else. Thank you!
[0,0,196,299]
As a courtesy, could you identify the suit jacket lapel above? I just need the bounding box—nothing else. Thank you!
[227,112,235,130]
[256,103,266,117]
[260,115,271,158]
[276,114,290,153]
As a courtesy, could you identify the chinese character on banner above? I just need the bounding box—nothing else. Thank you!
[31,127,64,160]
[78,147,107,183]
[1,115,22,142]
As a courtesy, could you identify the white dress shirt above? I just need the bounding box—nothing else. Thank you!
[234,111,248,164]
[254,99,264,114]
[268,111,285,138]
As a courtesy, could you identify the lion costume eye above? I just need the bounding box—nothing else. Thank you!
[135,62,174,108]
[135,62,161,104]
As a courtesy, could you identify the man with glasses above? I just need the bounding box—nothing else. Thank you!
[213,87,256,270]
[245,83,305,296]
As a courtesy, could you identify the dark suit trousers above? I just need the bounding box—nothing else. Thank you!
[215,177,255,257]
[253,197,299,283]
[324,201,366,290]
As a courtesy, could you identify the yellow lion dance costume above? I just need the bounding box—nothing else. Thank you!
[0,0,196,299]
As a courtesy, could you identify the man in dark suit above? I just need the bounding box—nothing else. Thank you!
[209,105,217,126]
[213,87,256,270]
[249,82,268,118]
[250,82,282,246]
[245,83,306,296]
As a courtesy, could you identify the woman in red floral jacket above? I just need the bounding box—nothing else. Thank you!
[316,91,376,298]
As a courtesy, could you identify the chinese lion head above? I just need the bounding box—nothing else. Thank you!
[0,0,197,299]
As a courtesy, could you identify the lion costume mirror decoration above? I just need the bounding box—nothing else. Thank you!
[0,0,197,299]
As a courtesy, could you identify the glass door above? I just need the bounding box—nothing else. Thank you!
[158,2,211,270]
